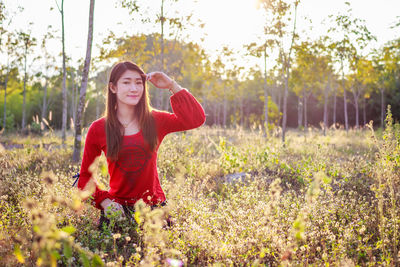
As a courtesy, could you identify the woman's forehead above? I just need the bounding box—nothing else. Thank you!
[120,70,142,79]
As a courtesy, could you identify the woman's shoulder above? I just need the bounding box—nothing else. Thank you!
[151,109,172,131]
[87,117,106,134]
[151,109,169,118]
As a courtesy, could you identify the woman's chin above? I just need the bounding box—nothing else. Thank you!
[119,99,140,106]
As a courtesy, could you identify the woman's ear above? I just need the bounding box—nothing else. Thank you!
[109,82,117,93]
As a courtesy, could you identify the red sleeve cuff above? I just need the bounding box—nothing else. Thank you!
[170,88,189,102]
[92,190,110,210]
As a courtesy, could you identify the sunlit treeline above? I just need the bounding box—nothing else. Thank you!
[0,0,399,134]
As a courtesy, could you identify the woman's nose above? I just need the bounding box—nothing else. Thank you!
[129,84,139,91]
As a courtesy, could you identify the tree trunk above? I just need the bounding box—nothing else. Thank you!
[263,47,268,135]
[223,88,227,128]
[279,56,285,125]
[218,102,221,126]
[341,64,348,132]
[72,0,95,162]
[216,102,220,126]
[75,79,79,120]
[323,81,330,136]
[281,1,298,143]
[240,98,244,127]
[297,95,302,128]
[353,89,359,129]
[3,70,9,130]
[71,71,76,126]
[41,80,48,126]
[22,52,27,130]
[278,89,282,114]
[282,65,289,143]
[362,96,366,127]
[304,90,308,133]
[61,0,68,144]
[213,101,217,125]
[333,84,337,127]
[380,88,385,128]
[157,0,165,110]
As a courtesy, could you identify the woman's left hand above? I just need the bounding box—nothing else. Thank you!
[146,72,174,90]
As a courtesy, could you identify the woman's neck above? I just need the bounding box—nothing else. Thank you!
[116,103,136,123]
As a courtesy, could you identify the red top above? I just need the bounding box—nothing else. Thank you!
[78,89,205,209]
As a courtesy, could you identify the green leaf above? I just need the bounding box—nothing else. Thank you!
[80,252,90,267]
[92,254,104,266]
[63,242,72,259]
[51,251,61,260]
[61,225,76,235]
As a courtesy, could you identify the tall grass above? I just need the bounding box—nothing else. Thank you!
[0,119,399,266]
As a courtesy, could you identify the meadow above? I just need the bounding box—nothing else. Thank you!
[0,115,399,266]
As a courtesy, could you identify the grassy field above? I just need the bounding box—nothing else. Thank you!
[0,117,399,266]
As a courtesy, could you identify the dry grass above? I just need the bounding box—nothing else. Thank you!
[0,120,399,266]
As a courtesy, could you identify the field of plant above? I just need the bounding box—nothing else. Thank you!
[0,115,399,266]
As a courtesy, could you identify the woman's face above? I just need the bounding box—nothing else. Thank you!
[110,70,144,107]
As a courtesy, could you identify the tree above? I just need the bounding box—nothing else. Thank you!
[258,0,300,143]
[291,40,332,134]
[1,30,19,131]
[55,0,68,144]
[374,40,400,127]
[349,57,374,128]
[323,73,333,135]
[292,41,314,132]
[90,63,108,119]
[221,47,244,127]
[290,67,303,128]
[323,35,339,127]
[245,39,275,135]
[328,2,375,131]
[1,4,24,131]
[119,0,198,110]
[17,29,36,131]
[73,0,95,162]
[314,38,335,135]
[38,26,56,127]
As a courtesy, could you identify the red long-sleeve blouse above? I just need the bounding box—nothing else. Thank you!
[77,89,205,209]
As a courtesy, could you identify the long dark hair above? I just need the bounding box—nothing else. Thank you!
[105,61,157,161]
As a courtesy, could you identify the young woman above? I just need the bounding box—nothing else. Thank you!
[77,61,205,222]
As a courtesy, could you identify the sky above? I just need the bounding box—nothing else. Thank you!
[3,0,400,73]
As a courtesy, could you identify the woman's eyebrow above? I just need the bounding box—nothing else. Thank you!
[121,77,142,81]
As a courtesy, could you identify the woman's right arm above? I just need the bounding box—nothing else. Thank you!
[77,122,110,210]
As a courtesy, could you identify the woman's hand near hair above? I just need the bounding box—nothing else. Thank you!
[100,198,124,218]
[146,72,182,94]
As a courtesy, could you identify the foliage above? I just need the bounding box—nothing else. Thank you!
[0,0,400,134]
[0,109,15,131]
[1,125,399,265]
